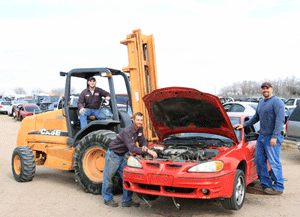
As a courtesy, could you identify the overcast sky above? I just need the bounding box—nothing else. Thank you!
[1,0,299,96]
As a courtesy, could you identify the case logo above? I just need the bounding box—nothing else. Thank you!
[41,128,62,136]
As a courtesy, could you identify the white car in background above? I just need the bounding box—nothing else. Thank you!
[223,102,260,131]
[223,102,258,115]
[0,101,12,114]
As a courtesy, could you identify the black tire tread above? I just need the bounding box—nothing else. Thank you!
[12,146,36,182]
[221,169,245,210]
[72,130,121,195]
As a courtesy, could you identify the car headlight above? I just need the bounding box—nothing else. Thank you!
[127,156,143,169]
[187,161,224,173]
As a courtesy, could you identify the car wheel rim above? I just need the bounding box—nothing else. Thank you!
[83,147,106,182]
[14,155,21,175]
[235,175,245,205]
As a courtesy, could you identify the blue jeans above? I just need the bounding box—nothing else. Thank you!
[102,150,133,204]
[80,108,105,128]
[255,134,284,192]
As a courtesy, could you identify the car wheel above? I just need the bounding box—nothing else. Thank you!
[12,146,36,182]
[72,130,122,195]
[221,169,246,210]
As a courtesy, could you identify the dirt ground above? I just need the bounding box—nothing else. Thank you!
[1,114,300,217]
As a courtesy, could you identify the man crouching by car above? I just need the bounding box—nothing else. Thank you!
[101,112,158,207]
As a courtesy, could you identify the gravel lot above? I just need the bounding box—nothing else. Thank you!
[1,114,300,217]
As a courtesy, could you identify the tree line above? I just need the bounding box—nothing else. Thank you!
[13,87,75,97]
[218,76,300,98]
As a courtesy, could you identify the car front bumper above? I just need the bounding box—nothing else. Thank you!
[123,165,235,199]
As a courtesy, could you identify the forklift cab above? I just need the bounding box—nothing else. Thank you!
[60,68,133,145]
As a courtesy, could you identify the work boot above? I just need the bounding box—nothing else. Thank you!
[104,200,119,207]
[122,201,140,207]
[264,188,283,195]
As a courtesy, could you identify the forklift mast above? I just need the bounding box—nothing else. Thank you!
[121,29,158,143]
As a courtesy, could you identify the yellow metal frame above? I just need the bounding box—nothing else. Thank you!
[121,29,158,143]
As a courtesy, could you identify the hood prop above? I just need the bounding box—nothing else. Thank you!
[172,197,181,210]
[141,195,152,208]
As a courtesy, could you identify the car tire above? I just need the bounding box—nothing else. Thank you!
[72,130,123,195]
[221,169,246,210]
[12,146,36,182]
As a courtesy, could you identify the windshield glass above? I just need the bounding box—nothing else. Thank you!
[249,104,257,110]
[229,116,242,141]
[1,102,11,105]
[25,106,40,112]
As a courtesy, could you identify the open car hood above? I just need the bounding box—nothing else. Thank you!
[143,87,238,144]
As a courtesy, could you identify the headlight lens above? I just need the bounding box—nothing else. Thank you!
[187,161,224,172]
[127,156,143,168]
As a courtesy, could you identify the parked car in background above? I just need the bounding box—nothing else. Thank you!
[7,100,28,116]
[223,102,258,115]
[123,87,260,210]
[47,102,58,111]
[39,101,53,112]
[13,103,41,121]
[0,101,12,114]
[285,98,300,110]
[285,104,300,150]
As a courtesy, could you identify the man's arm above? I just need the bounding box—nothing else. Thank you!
[234,111,260,130]
[272,99,285,139]
[78,90,86,112]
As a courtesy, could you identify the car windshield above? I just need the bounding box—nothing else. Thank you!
[229,116,242,141]
[116,95,128,105]
[285,99,295,106]
[25,99,36,103]
[25,106,40,112]
[249,104,257,110]
[1,102,11,105]
[14,101,27,104]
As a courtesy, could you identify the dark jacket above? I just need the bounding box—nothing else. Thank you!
[78,87,110,111]
[109,124,148,155]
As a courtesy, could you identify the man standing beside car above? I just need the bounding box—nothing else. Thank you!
[234,82,285,195]
[102,112,157,207]
[78,76,110,128]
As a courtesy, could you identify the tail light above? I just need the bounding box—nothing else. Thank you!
[0,106,3,108]
[285,120,288,132]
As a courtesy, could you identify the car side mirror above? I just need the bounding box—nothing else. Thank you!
[245,132,259,142]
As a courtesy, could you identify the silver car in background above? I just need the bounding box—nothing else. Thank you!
[285,104,300,150]
[0,101,12,114]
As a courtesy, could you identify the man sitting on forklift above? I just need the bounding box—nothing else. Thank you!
[78,76,110,128]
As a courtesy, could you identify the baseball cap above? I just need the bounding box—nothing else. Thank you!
[88,76,96,82]
[261,82,272,88]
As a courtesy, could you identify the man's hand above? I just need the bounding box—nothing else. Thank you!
[79,108,86,114]
[142,146,157,159]
[105,96,110,101]
[141,146,148,152]
[233,124,243,130]
[147,150,158,159]
[270,138,277,146]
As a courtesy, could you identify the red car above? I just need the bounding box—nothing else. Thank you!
[13,103,41,121]
[123,87,259,210]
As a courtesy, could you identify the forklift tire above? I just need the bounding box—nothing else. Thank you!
[72,130,123,195]
[12,146,36,182]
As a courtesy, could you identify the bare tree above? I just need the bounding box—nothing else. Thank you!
[50,88,64,96]
[31,88,45,94]
[14,87,26,95]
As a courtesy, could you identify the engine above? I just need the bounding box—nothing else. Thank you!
[150,145,220,162]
